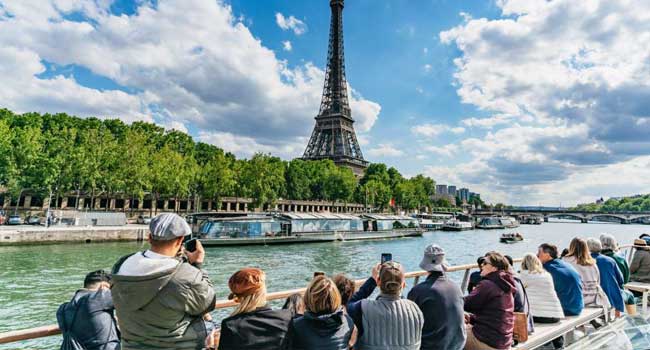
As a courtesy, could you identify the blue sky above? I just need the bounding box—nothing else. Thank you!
[1,0,650,205]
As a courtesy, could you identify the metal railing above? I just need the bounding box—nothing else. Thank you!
[0,260,486,344]
[2,244,645,345]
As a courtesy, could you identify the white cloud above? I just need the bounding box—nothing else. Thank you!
[411,123,465,137]
[0,0,379,160]
[461,114,518,129]
[424,144,457,157]
[282,40,292,51]
[275,13,307,35]
[198,131,306,159]
[367,143,404,158]
[423,64,432,73]
[438,0,650,203]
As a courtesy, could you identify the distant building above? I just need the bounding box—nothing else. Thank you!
[436,184,448,196]
[448,186,457,198]
[459,188,470,203]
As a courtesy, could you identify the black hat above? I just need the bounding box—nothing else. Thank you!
[84,270,111,287]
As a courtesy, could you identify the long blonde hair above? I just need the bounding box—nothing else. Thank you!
[566,238,595,266]
[231,285,267,316]
[521,253,545,274]
[304,276,342,314]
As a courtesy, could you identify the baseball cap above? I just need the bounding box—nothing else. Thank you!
[149,213,191,241]
[419,244,448,272]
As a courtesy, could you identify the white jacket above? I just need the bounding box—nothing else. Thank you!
[518,270,565,319]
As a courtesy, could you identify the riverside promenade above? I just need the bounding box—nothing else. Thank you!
[0,224,148,246]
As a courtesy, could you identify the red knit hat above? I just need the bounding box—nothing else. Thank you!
[228,268,265,300]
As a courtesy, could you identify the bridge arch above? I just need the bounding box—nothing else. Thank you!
[588,214,628,223]
[545,213,587,221]
[631,215,650,223]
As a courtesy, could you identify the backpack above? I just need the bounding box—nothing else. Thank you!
[57,301,87,350]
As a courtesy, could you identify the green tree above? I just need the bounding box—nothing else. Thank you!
[286,159,312,200]
[360,179,391,210]
[240,154,286,208]
[323,166,357,205]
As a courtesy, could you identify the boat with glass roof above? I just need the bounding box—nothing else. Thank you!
[196,212,423,246]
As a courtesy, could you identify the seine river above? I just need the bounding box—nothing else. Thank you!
[1,221,648,349]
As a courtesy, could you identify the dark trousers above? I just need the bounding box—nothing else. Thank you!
[534,317,563,348]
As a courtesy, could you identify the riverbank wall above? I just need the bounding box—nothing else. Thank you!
[0,225,147,246]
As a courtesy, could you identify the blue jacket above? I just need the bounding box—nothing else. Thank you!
[543,259,584,316]
[592,253,625,312]
[407,272,466,350]
[56,289,120,350]
[346,277,377,338]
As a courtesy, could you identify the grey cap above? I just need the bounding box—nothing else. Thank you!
[419,244,448,272]
[149,213,191,241]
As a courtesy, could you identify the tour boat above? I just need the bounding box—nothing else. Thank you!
[476,216,520,229]
[500,232,524,244]
[441,219,473,231]
[195,213,423,246]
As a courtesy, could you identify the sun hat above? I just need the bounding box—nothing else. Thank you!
[419,243,449,272]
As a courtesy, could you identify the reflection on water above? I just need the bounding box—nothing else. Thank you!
[1,221,648,349]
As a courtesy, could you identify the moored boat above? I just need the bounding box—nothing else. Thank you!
[411,213,451,230]
[441,219,473,231]
[476,216,520,229]
[196,213,423,246]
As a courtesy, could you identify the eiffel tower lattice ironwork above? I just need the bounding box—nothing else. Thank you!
[302,0,368,176]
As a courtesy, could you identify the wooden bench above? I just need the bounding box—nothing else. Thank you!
[513,307,604,350]
[624,281,650,314]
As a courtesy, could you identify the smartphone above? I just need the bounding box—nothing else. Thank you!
[381,253,392,264]
[184,238,198,252]
[313,271,325,278]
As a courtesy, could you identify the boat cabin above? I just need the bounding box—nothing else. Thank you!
[361,214,419,231]
[199,215,283,238]
[275,213,363,234]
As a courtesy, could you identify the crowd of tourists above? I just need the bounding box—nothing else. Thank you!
[56,213,650,350]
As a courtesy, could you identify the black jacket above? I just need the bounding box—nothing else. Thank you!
[218,306,292,350]
[56,289,121,350]
[407,272,466,350]
[286,308,353,350]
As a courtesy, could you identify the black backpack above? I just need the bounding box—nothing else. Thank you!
[57,301,86,350]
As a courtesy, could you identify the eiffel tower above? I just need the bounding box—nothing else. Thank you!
[302,0,368,176]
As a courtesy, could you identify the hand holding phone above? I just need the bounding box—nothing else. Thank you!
[381,253,392,264]
[185,238,198,252]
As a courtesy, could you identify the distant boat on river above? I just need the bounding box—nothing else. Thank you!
[500,232,524,244]
[441,219,473,231]
[476,216,520,229]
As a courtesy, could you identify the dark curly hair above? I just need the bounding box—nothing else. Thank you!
[332,274,356,305]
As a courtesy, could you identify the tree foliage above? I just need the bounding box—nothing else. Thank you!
[574,195,650,212]
[0,109,447,212]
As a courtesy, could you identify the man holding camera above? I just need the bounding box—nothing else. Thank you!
[111,213,216,349]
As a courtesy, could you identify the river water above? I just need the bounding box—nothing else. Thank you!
[1,221,649,349]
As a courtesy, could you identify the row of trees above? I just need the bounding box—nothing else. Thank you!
[574,195,650,212]
[0,109,456,212]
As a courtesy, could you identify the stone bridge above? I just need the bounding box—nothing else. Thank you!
[473,208,650,224]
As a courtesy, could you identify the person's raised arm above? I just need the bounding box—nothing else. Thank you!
[183,241,217,315]
[347,263,380,331]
